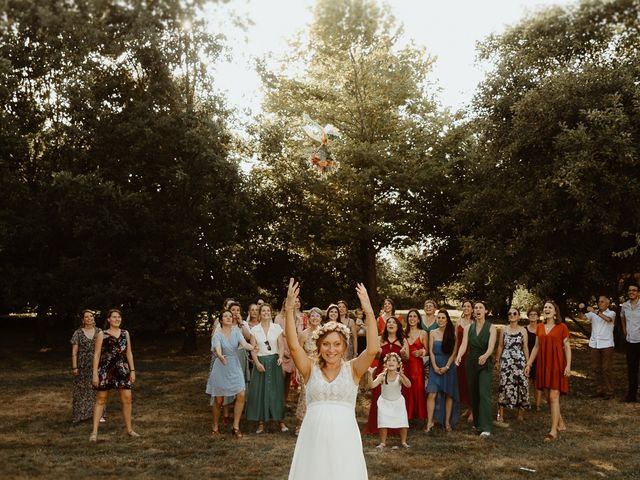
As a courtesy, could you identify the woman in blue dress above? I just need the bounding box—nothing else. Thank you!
[425,309,460,432]
[206,310,256,438]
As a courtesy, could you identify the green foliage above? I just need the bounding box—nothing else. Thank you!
[448,0,640,311]
[249,0,446,307]
[0,0,245,339]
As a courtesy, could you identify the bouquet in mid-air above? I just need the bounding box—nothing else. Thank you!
[301,113,340,174]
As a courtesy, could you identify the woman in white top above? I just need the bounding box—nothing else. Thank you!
[246,303,288,433]
[284,278,380,480]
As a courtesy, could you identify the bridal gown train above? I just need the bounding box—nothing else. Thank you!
[288,360,368,480]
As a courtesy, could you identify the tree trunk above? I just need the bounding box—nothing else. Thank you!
[180,310,198,354]
[34,305,49,351]
[359,239,379,311]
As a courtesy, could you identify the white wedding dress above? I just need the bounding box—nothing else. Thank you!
[288,360,368,479]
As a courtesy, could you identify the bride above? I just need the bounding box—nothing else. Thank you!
[284,278,380,480]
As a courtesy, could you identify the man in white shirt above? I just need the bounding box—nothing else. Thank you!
[582,296,616,399]
[621,282,640,402]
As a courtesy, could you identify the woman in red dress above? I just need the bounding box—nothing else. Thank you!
[365,317,409,434]
[525,300,571,442]
[456,300,473,422]
[404,309,427,422]
[402,309,429,420]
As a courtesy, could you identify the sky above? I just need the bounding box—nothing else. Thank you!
[205,0,577,120]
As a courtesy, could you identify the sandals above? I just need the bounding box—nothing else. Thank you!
[445,424,452,432]
[89,433,97,442]
[232,428,243,439]
[375,443,386,449]
[212,429,221,436]
[127,430,140,438]
[401,443,410,448]
[280,423,289,433]
[423,423,434,433]
[256,423,265,434]
[543,433,558,442]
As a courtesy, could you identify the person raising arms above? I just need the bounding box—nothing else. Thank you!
[284,278,380,480]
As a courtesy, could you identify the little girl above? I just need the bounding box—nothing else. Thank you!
[370,352,411,448]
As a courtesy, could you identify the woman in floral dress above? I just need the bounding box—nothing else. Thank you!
[90,309,137,441]
[70,310,101,423]
[496,308,530,423]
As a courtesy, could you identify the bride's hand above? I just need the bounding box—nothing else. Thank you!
[355,283,374,314]
[285,278,300,311]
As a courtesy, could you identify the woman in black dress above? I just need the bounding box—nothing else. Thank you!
[90,309,138,441]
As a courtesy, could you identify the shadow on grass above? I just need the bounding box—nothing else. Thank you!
[0,330,639,479]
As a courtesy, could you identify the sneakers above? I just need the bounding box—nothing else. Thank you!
[479,431,491,437]
[376,443,386,449]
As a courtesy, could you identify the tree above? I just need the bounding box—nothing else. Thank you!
[448,0,640,312]
[0,0,245,349]
[249,0,445,307]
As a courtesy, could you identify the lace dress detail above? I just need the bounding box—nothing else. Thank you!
[305,361,358,406]
[289,361,367,479]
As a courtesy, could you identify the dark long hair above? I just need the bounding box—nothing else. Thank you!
[324,304,340,325]
[404,309,423,337]
[381,316,405,344]
[439,309,456,355]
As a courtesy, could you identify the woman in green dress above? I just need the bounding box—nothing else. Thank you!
[456,301,497,436]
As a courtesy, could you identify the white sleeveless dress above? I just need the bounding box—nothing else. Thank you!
[288,360,368,480]
[377,374,409,428]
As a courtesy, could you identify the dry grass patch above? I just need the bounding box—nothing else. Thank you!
[0,329,639,479]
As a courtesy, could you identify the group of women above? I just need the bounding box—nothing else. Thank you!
[205,297,366,437]
[69,294,571,452]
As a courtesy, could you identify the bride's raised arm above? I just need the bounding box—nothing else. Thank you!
[351,283,381,380]
[284,278,312,383]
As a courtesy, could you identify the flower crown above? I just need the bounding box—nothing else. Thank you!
[384,352,402,365]
[310,321,351,346]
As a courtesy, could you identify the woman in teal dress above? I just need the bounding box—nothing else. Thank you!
[456,301,497,436]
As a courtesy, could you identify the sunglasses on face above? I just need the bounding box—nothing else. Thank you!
[509,312,518,316]
[264,339,271,351]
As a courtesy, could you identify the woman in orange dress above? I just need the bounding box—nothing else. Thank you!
[525,300,571,442]
[404,309,427,421]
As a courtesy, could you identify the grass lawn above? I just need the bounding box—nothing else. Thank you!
[0,321,638,479]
